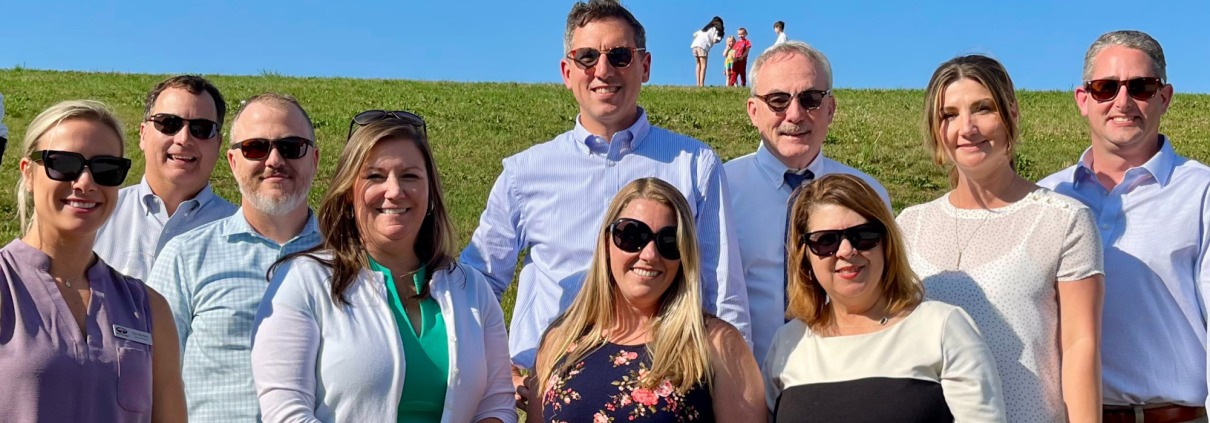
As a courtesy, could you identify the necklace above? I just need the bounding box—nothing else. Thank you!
[952,205,992,269]
[393,268,421,279]
[56,276,77,288]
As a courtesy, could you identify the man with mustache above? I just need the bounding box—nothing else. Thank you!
[725,41,890,365]
[146,93,322,423]
[95,75,237,280]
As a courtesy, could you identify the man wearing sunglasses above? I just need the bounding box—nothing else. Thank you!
[94,75,237,281]
[724,41,890,365]
[462,0,750,373]
[1040,31,1210,423]
[146,93,321,423]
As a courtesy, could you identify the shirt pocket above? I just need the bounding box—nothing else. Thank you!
[116,345,153,413]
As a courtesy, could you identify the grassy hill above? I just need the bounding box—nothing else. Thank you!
[2,68,1208,312]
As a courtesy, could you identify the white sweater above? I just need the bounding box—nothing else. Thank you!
[251,255,517,423]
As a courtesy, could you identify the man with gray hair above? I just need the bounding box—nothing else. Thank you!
[1039,30,1209,422]
[147,93,322,423]
[725,40,890,364]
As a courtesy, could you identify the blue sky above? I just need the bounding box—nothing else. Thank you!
[4,0,1208,92]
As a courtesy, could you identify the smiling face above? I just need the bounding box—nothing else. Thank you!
[354,137,430,258]
[938,78,1017,178]
[561,17,651,136]
[1076,45,1172,156]
[609,198,681,312]
[139,87,221,195]
[804,203,884,306]
[747,51,835,170]
[227,101,318,217]
[20,118,123,241]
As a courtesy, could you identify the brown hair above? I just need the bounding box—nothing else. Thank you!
[922,54,1020,187]
[786,174,922,331]
[563,0,646,52]
[143,75,227,127]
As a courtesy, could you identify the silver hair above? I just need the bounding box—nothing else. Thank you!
[1082,30,1166,82]
[749,40,833,95]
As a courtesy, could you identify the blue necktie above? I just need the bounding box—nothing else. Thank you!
[784,169,814,320]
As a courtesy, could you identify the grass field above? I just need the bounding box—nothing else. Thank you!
[1,68,1208,315]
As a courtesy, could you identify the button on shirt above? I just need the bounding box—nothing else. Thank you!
[145,210,321,423]
[460,108,750,368]
[725,143,891,364]
[95,179,237,281]
[1038,136,1210,407]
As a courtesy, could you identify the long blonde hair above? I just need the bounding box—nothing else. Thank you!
[536,177,712,395]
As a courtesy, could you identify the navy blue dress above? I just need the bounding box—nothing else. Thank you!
[541,341,715,422]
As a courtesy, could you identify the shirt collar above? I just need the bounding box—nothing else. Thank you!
[1072,134,1176,188]
[222,208,320,245]
[754,142,825,189]
[137,177,221,215]
[572,107,652,155]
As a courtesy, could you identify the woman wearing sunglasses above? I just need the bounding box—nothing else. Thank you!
[251,110,515,423]
[765,174,1005,422]
[524,177,764,423]
[897,55,1104,422]
[0,100,186,422]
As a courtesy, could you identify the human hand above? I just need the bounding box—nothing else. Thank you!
[512,365,535,411]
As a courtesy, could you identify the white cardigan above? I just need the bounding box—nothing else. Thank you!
[251,255,517,423]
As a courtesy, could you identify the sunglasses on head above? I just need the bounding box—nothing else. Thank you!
[567,46,646,69]
[1084,77,1164,102]
[608,218,680,260]
[229,136,314,161]
[348,110,427,141]
[800,222,886,257]
[30,150,131,187]
[753,89,831,113]
[146,113,220,139]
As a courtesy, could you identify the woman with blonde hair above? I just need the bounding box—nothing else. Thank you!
[525,177,763,422]
[897,55,1104,422]
[0,100,185,422]
[252,110,515,423]
[765,174,1004,422]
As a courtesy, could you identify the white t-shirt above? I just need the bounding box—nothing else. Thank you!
[763,301,1006,422]
[690,27,721,52]
[897,188,1103,422]
[774,32,788,45]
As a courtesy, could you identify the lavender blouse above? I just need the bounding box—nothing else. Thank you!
[0,239,155,423]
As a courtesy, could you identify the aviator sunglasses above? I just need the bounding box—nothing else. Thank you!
[800,222,886,257]
[566,46,646,69]
[30,150,132,187]
[348,110,427,141]
[752,89,831,113]
[146,113,220,139]
[1084,77,1164,102]
[608,218,680,260]
[230,136,314,161]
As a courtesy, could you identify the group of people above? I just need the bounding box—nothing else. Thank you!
[691,17,789,87]
[0,0,1205,422]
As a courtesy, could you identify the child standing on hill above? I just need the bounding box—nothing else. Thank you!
[722,36,736,87]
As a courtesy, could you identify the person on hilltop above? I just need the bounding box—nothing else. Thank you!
[691,16,724,87]
[773,20,788,46]
[731,28,753,87]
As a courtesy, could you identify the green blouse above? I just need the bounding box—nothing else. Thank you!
[369,257,449,423]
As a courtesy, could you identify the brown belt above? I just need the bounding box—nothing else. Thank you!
[1103,404,1206,423]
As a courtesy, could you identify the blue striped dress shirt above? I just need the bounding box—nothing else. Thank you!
[461,108,751,367]
[145,209,321,423]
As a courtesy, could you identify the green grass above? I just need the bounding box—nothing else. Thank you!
[2,68,1209,316]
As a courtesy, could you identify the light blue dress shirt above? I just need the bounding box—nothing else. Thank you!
[95,178,237,281]
[1039,136,1210,407]
[145,209,321,423]
[725,143,890,364]
[460,108,750,367]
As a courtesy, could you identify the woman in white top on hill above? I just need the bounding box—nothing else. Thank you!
[896,54,1104,423]
[690,16,723,87]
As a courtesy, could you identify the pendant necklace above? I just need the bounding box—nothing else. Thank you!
[952,206,992,270]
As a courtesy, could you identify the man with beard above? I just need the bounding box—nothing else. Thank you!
[724,41,890,365]
[146,93,321,423]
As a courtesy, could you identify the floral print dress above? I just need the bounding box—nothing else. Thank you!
[542,342,714,422]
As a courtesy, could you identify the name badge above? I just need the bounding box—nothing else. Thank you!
[113,324,153,346]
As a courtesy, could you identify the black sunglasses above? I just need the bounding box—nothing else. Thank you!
[1084,77,1164,102]
[30,150,132,187]
[608,218,680,261]
[753,89,831,113]
[146,113,220,139]
[567,47,646,69]
[229,136,314,161]
[800,222,886,258]
[348,110,427,141]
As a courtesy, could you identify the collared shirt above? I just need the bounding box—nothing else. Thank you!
[95,178,237,281]
[1038,135,1210,406]
[146,209,321,423]
[460,108,750,368]
[725,142,890,364]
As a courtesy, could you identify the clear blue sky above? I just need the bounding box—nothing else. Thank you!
[4,0,1208,92]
